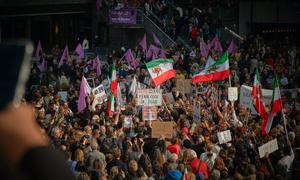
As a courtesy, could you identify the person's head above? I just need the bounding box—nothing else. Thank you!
[128,160,138,173]
[91,141,98,151]
[52,127,62,138]
[74,148,84,162]
[93,159,103,171]
[84,125,92,135]
[112,147,121,159]
[77,172,90,180]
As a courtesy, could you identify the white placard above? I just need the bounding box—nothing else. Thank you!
[142,106,158,121]
[228,87,238,101]
[217,130,232,144]
[91,85,107,110]
[258,139,279,158]
[137,89,162,106]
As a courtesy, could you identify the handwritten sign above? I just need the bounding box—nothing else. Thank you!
[137,89,162,106]
[258,139,279,158]
[217,130,232,144]
[151,121,174,139]
[142,106,157,121]
[228,87,238,101]
[176,79,192,94]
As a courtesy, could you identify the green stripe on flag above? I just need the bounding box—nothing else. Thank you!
[146,58,174,68]
[210,52,228,67]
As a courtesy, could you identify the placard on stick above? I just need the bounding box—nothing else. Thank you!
[142,106,157,121]
[228,87,238,101]
[151,121,174,139]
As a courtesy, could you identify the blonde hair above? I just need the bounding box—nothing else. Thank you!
[74,148,84,162]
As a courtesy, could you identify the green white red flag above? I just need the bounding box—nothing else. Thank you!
[146,58,176,87]
[192,52,230,84]
[108,63,117,116]
[265,76,283,134]
[252,68,269,136]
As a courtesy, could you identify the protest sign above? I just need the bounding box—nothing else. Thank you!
[176,79,192,94]
[137,89,162,106]
[217,130,232,144]
[193,101,201,121]
[57,91,68,101]
[258,139,279,158]
[151,121,174,139]
[163,93,175,104]
[228,87,238,101]
[142,106,157,121]
[91,85,107,110]
[87,77,96,88]
[124,116,133,128]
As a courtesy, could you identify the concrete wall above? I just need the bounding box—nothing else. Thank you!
[239,0,300,36]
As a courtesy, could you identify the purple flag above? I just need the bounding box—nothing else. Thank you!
[200,38,209,58]
[58,45,70,68]
[93,56,102,77]
[96,0,102,10]
[139,34,147,53]
[38,56,46,72]
[75,43,85,59]
[124,49,139,69]
[227,40,238,54]
[159,50,166,58]
[35,40,42,57]
[78,76,91,112]
[147,44,160,59]
[152,33,162,46]
[210,36,223,54]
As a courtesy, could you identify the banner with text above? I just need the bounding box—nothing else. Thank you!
[109,7,137,24]
[137,89,162,106]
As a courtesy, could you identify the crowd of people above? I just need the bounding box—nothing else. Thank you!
[26,30,300,180]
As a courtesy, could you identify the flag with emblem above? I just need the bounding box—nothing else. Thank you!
[108,63,117,116]
[252,68,269,136]
[146,58,176,87]
[192,52,230,84]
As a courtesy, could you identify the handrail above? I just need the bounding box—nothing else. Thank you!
[143,12,176,46]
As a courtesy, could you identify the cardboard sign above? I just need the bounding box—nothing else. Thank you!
[57,91,68,101]
[217,130,232,144]
[163,93,175,104]
[228,87,238,101]
[151,121,174,139]
[142,106,158,121]
[137,89,162,106]
[258,139,279,158]
[176,79,192,94]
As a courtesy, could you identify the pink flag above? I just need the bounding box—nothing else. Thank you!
[38,56,46,72]
[227,40,238,54]
[93,56,102,77]
[75,43,85,59]
[78,76,91,112]
[58,45,70,68]
[96,0,102,10]
[147,44,160,59]
[35,40,42,57]
[200,38,209,58]
[152,33,162,46]
[139,34,147,53]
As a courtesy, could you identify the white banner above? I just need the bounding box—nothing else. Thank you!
[228,87,238,101]
[258,139,279,158]
[239,85,272,114]
[137,89,162,106]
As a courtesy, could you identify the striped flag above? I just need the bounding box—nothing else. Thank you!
[108,63,117,116]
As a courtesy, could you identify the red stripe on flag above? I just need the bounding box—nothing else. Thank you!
[192,69,230,84]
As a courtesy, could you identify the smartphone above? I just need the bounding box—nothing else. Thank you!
[0,40,33,110]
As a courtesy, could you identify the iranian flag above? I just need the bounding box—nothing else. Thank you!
[265,77,283,134]
[108,63,117,116]
[146,58,176,87]
[252,69,269,136]
[192,52,230,84]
